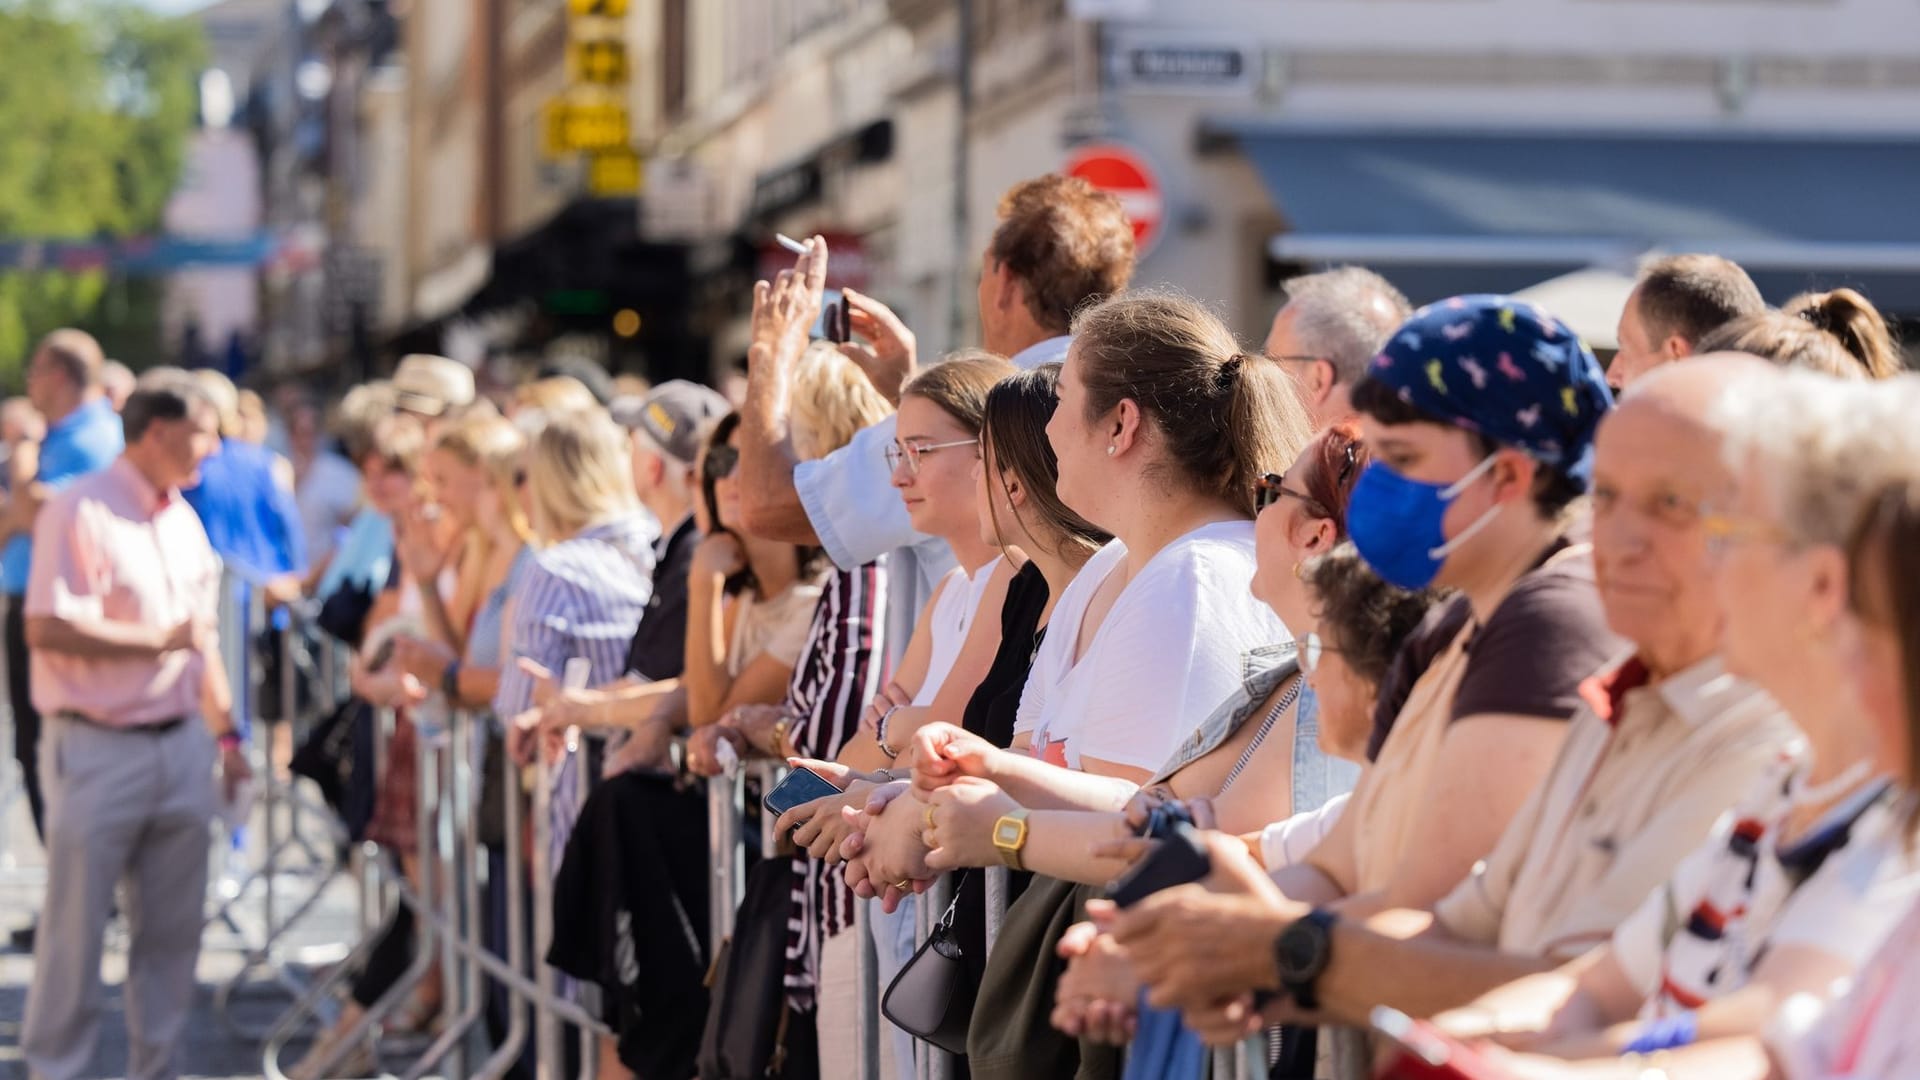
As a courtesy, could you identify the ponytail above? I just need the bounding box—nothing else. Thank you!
[1786,288,1903,380]
[1073,291,1314,516]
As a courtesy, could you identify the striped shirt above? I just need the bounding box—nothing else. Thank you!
[494,513,658,886]
[781,559,889,1009]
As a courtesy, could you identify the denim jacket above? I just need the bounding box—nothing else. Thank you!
[1148,642,1360,816]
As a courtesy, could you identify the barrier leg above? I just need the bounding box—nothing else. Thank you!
[532,753,562,1079]
[474,728,529,1080]
[402,716,486,1079]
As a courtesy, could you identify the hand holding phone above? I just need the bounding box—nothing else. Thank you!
[1107,820,1212,908]
[764,765,842,818]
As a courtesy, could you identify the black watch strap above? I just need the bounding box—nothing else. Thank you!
[1274,908,1338,1010]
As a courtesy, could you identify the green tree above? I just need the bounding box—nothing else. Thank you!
[0,0,205,384]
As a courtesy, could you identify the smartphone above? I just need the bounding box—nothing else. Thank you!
[814,288,850,344]
[1369,1007,1516,1080]
[1107,819,1212,908]
[763,765,841,818]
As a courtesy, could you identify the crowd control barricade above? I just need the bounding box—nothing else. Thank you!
[209,566,354,1039]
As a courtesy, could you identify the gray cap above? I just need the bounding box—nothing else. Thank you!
[610,380,729,464]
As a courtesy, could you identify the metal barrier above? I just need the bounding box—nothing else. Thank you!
[207,569,355,1039]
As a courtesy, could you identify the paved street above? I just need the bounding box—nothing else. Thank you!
[0,753,364,1080]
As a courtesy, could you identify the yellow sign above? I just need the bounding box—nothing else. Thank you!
[543,99,630,157]
[566,0,627,16]
[569,38,629,85]
[587,148,643,195]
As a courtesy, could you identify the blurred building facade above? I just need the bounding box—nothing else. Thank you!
[222,0,1920,379]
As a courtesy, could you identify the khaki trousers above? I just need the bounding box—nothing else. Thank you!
[23,715,217,1080]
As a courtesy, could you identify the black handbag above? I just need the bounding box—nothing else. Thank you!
[697,855,819,1080]
[315,577,377,647]
[881,875,976,1056]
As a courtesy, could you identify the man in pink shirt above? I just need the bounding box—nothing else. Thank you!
[20,372,250,1080]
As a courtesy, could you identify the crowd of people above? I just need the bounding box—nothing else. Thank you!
[4,169,1920,1080]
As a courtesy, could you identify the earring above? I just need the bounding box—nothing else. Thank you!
[1292,561,1305,581]
[1106,445,1116,457]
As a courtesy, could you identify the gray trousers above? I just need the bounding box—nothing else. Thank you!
[23,715,217,1080]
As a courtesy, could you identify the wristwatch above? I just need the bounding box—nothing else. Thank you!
[1273,908,1338,1010]
[441,658,462,701]
[991,809,1031,871]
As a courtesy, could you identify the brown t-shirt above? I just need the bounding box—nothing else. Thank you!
[1366,538,1622,760]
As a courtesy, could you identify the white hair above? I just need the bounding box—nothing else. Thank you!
[1280,267,1413,383]
[1714,370,1920,547]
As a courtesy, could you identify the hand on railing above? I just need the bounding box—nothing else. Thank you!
[907,722,999,796]
[392,634,456,690]
[684,724,748,777]
[859,680,913,736]
[839,781,935,911]
[1051,917,1141,1046]
[922,777,1022,872]
[601,722,675,779]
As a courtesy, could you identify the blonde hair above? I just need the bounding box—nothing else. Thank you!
[527,406,639,541]
[515,376,599,416]
[435,415,531,542]
[790,342,894,461]
[1783,288,1904,380]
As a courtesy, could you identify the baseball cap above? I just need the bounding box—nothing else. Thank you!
[611,380,729,465]
[392,354,477,417]
[1364,295,1615,489]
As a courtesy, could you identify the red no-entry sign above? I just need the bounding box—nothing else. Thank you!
[1063,143,1165,257]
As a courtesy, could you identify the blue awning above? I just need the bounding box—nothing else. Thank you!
[1223,124,1920,271]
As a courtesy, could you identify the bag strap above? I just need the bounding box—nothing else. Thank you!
[1221,673,1303,793]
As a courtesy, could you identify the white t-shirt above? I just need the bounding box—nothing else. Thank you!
[1014,521,1287,774]
[913,557,1003,707]
[1262,793,1350,871]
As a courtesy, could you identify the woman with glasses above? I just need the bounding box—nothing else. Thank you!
[904,422,1374,885]
[758,351,1018,1078]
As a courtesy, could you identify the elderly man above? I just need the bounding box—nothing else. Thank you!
[1608,255,1764,390]
[1263,267,1411,428]
[1,330,124,950]
[1105,356,1800,1058]
[21,375,249,1080]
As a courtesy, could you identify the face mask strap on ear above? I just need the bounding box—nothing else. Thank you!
[1428,452,1506,560]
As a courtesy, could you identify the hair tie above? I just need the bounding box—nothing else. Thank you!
[1216,353,1247,390]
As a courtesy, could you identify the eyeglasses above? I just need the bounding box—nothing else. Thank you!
[1702,511,1793,555]
[884,438,978,476]
[704,444,741,481]
[1300,632,1342,675]
[1255,472,1314,514]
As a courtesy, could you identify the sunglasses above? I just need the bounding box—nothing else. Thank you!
[1255,473,1313,514]
[704,444,741,481]
[1254,441,1361,513]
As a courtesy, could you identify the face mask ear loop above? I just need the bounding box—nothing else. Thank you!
[1428,453,1505,560]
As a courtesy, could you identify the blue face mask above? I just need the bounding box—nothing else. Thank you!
[1346,455,1500,590]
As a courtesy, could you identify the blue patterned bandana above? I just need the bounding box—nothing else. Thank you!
[1365,294,1614,490]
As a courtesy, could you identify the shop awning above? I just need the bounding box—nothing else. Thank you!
[1221,124,1920,271]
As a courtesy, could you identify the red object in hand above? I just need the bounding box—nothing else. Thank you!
[1372,1008,1517,1080]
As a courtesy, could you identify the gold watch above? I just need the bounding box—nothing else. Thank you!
[992,809,1031,871]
